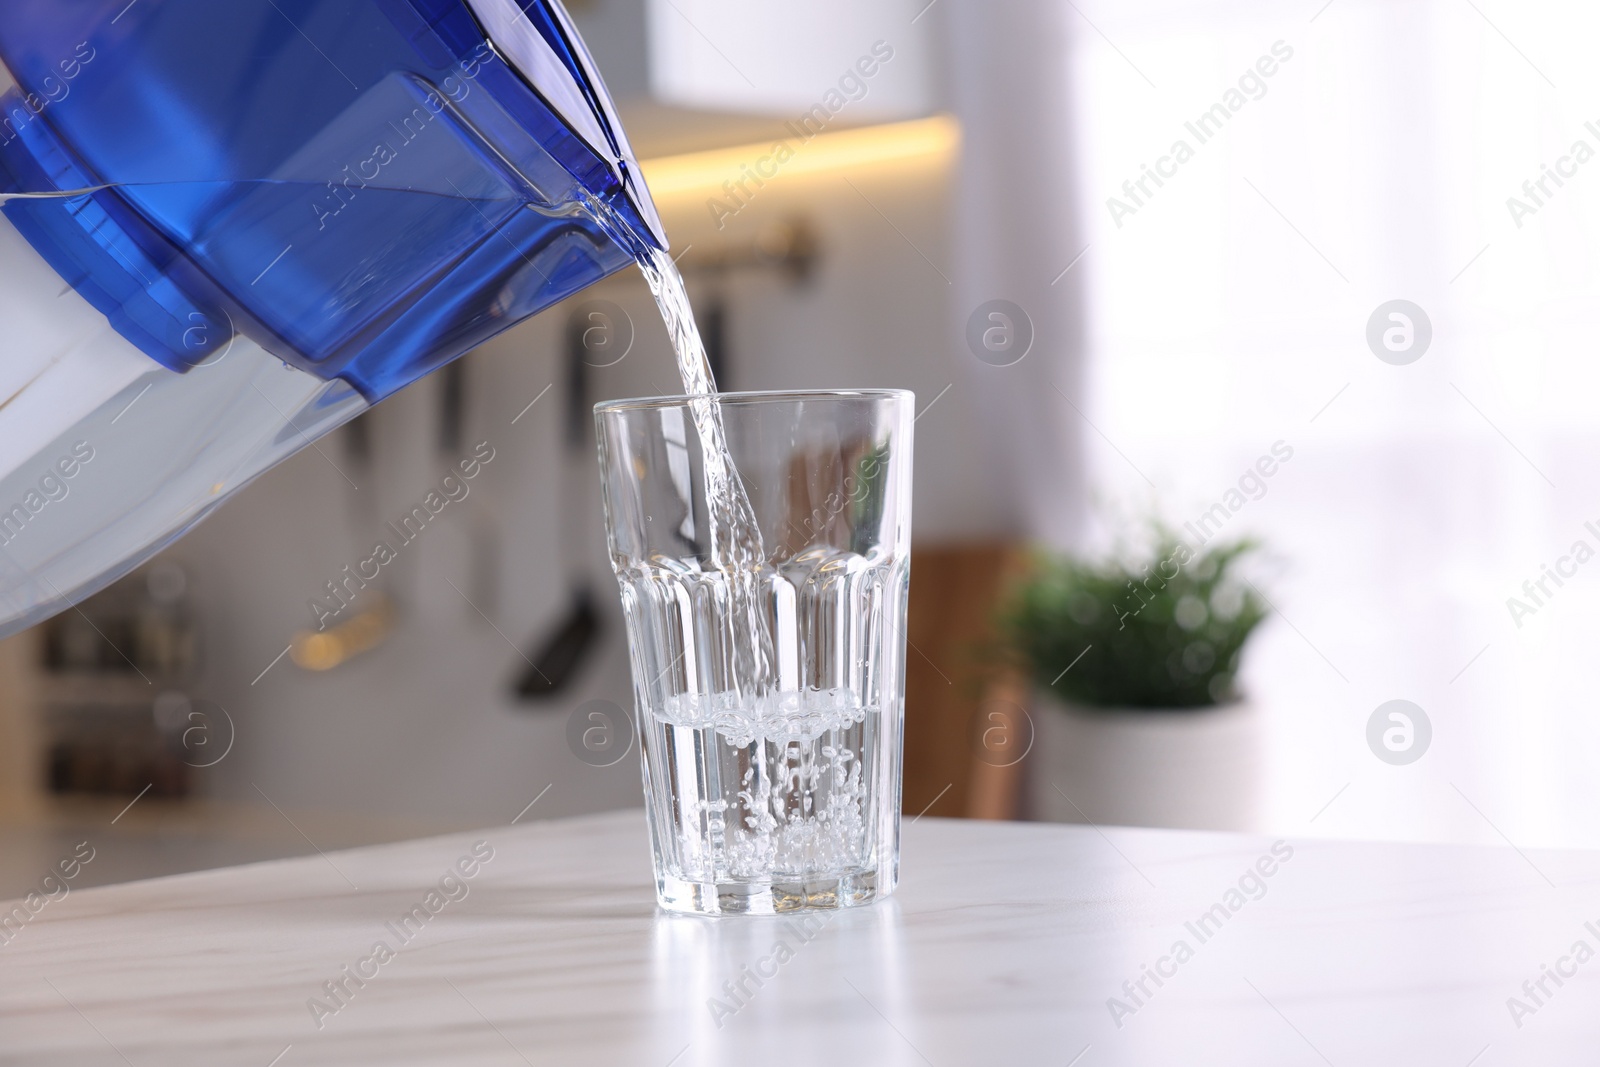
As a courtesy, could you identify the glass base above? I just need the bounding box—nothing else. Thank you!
[656,867,892,916]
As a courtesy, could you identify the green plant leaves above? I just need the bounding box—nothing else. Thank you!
[1001,525,1267,709]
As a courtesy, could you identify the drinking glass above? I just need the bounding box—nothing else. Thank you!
[595,389,913,915]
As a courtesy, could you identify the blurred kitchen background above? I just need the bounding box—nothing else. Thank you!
[7,0,1600,893]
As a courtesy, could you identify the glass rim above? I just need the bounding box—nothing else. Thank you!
[594,387,914,415]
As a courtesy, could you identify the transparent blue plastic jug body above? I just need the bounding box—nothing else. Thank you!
[0,0,665,636]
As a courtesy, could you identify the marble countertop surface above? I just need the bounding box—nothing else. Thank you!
[2,810,1598,1065]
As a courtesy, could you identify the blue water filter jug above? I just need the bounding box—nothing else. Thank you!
[0,0,665,636]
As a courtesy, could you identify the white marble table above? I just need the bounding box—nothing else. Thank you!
[2,810,1598,1065]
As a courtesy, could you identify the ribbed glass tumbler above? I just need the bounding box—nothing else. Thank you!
[595,389,913,915]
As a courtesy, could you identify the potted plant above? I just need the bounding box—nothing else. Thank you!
[1000,525,1269,831]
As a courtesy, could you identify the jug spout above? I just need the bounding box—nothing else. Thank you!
[0,0,665,636]
[462,0,666,255]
